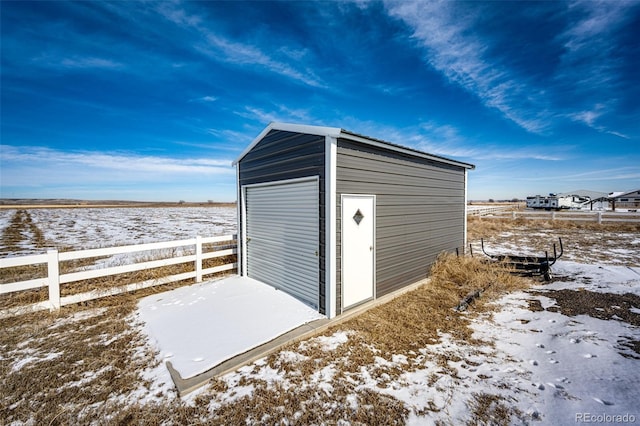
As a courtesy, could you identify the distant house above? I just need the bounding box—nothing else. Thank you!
[609,189,640,211]
[233,122,474,318]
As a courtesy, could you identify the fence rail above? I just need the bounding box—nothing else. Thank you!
[0,234,237,318]
[467,205,515,216]
[483,210,640,223]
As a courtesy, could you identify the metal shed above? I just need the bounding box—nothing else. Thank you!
[233,122,475,319]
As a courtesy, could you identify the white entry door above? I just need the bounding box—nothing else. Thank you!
[342,194,375,309]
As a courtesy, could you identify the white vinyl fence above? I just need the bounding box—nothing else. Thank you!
[467,205,515,216]
[0,234,237,318]
[484,210,640,224]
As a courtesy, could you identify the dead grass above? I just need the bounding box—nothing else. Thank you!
[468,215,640,242]
[0,209,48,254]
[332,254,528,362]
[0,299,158,425]
[466,393,521,426]
[531,289,640,326]
[468,216,640,265]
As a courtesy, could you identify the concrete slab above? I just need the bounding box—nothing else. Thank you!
[165,276,430,396]
[138,275,325,382]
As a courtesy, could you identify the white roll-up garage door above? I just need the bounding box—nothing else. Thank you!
[245,178,319,309]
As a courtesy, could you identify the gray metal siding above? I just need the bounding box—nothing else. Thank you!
[238,129,326,313]
[239,130,325,184]
[246,180,319,308]
[336,139,466,305]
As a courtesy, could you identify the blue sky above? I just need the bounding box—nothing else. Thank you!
[1,1,639,202]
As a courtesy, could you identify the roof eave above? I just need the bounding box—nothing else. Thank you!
[234,122,475,170]
[337,131,475,170]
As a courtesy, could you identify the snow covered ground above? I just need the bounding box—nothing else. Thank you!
[467,262,640,424]
[0,206,237,256]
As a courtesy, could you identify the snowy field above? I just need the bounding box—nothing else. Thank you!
[2,218,639,424]
[0,206,237,256]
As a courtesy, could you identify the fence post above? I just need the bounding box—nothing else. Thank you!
[552,211,556,220]
[597,211,603,224]
[195,236,203,283]
[512,211,516,220]
[47,250,60,311]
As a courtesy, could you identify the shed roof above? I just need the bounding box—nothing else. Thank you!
[233,122,475,170]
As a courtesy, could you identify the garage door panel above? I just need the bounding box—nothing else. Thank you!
[247,263,317,303]
[245,179,319,309]
[247,219,318,231]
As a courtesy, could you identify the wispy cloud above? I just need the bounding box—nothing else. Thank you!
[34,54,124,71]
[155,2,325,89]
[234,105,313,124]
[519,166,640,182]
[0,145,233,187]
[339,119,566,162]
[191,95,218,103]
[384,1,550,134]
[384,1,638,140]
[605,131,630,140]
[556,0,637,136]
[61,56,123,70]
[568,105,630,139]
[199,34,325,89]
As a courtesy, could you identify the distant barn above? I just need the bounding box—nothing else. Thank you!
[233,123,475,318]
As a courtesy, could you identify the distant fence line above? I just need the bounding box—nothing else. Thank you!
[0,234,237,318]
[467,205,515,216]
[480,210,640,224]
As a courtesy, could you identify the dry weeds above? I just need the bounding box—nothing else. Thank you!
[468,215,640,241]
[0,299,158,425]
[531,289,640,326]
[468,216,640,265]
[1,210,48,250]
[466,392,521,425]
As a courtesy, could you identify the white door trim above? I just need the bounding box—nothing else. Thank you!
[341,194,376,311]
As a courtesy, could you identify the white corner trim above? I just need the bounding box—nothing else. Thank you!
[325,135,337,319]
[236,164,243,276]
